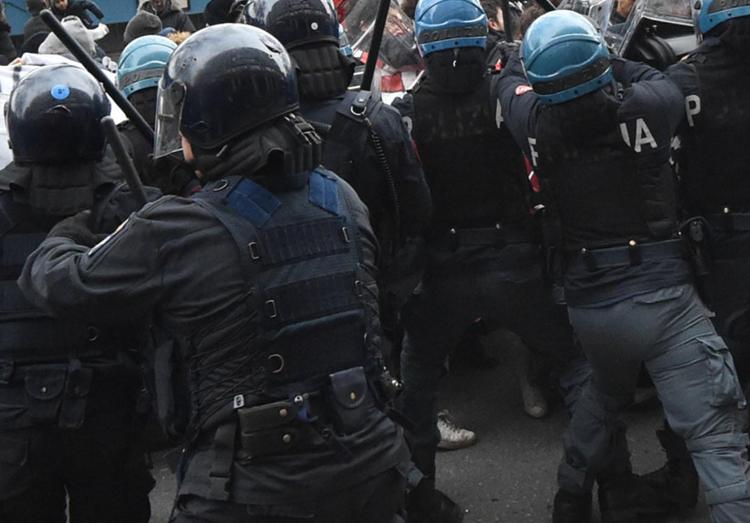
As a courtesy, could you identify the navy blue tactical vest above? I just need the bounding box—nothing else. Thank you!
[191,168,379,418]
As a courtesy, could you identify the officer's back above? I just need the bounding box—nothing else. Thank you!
[241,0,432,264]
[0,64,152,523]
[19,25,410,523]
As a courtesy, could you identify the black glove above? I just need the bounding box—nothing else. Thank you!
[48,211,105,247]
[496,41,520,68]
[91,182,162,234]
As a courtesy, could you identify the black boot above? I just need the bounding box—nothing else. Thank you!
[406,477,464,523]
[598,473,672,523]
[552,489,592,523]
[642,426,699,513]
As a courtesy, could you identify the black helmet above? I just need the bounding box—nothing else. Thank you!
[154,24,299,158]
[6,64,110,164]
[241,0,339,50]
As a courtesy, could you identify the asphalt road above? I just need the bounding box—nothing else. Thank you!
[147,330,712,523]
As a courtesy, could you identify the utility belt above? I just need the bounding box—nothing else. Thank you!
[705,211,750,233]
[432,224,534,252]
[0,321,120,364]
[0,357,140,431]
[682,213,750,267]
[567,238,685,272]
[205,366,376,500]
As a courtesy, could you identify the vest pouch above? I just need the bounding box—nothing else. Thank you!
[237,400,301,459]
[58,362,93,429]
[328,366,371,434]
[23,365,66,425]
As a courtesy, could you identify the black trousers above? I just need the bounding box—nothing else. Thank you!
[171,467,406,522]
[0,366,154,523]
[396,244,590,479]
[705,255,750,389]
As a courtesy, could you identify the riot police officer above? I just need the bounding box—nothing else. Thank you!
[241,0,432,302]
[390,0,595,521]
[495,10,750,523]
[0,64,153,523]
[116,35,197,196]
[668,0,750,392]
[19,25,411,523]
[642,0,750,512]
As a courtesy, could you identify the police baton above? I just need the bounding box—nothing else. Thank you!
[535,0,556,12]
[500,0,515,42]
[40,10,155,144]
[101,116,149,208]
[360,0,392,91]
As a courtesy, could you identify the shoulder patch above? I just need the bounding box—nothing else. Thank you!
[88,217,129,257]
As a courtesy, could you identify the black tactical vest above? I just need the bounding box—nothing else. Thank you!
[304,91,403,252]
[410,74,530,234]
[679,43,750,215]
[0,193,123,364]
[191,169,379,423]
[535,95,678,250]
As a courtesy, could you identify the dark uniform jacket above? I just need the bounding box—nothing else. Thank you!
[19,165,409,505]
[668,32,750,218]
[301,91,432,299]
[51,0,104,29]
[301,92,431,243]
[0,157,145,498]
[393,71,538,277]
[495,53,690,305]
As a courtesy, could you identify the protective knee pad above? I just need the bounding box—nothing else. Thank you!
[686,431,750,505]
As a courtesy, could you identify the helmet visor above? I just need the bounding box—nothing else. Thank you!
[153,77,185,159]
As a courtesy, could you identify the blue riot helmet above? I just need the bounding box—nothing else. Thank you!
[154,24,299,158]
[414,0,488,57]
[521,10,613,105]
[118,35,177,128]
[117,35,177,99]
[6,64,110,164]
[241,0,339,50]
[693,0,750,37]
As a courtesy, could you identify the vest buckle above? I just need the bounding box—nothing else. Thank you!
[265,299,278,319]
[248,241,261,261]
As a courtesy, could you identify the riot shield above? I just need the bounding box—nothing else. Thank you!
[338,0,424,95]
[606,0,695,67]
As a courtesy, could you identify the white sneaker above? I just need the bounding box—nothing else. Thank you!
[437,410,477,450]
